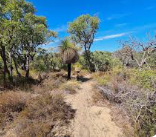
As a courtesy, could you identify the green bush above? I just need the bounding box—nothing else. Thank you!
[91,51,113,71]
[32,48,62,72]
[78,55,88,70]
[93,72,111,86]
[130,69,156,91]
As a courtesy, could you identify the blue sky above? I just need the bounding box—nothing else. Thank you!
[28,0,156,52]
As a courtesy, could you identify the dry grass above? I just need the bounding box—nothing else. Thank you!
[7,93,75,137]
[0,72,76,137]
[1,93,75,137]
[92,87,104,104]
[32,72,66,94]
[60,80,81,94]
[0,91,31,129]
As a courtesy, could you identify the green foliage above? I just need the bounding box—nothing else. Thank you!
[110,67,156,91]
[148,52,156,68]
[0,0,57,85]
[33,48,61,72]
[78,51,122,72]
[68,14,99,47]
[0,57,2,69]
[91,51,113,71]
[77,55,87,70]
[93,72,111,86]
[68,14,100,71]
[130,69,156,91]
[73,62,82,70]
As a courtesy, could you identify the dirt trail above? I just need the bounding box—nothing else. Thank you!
[66,77,123,137]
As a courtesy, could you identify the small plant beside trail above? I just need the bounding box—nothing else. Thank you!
[61,80,81,94]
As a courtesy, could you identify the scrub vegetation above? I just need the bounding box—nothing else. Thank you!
[0,0,156,137]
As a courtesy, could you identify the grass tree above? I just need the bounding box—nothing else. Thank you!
[59,38,79,80]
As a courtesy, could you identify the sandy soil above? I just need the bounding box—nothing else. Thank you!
[66,77,123,137]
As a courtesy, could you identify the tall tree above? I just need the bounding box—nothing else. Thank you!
[0,0,56,86]
[19,13,55,78]
[68,14,99,72]
[0,0,12,85]
[59,38,79,80]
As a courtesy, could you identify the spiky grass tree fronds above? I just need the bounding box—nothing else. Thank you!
[59,38,79,80]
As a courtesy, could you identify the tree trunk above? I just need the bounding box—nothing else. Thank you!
[13,57,21,77]
[67,63,71,80]
[1,46,10,87]
[85,51,95,72]
[25,55,30,78]
[8,51,13,83]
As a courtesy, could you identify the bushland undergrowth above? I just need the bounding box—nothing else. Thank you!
[93,67,156,137]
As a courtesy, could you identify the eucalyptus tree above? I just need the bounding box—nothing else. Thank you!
[19,14,51,78]
[68,14,99,72]
[4,0,36,79]
[59,38,79,80]
[0,0,35,84]
[0,0,12,85]
[0,0,56,86]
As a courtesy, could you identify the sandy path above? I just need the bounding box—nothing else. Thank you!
[66,78,123,137]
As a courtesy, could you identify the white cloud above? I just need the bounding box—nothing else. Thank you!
[39,39,60,49]
[106,13,131,21]
[94,32,129,42]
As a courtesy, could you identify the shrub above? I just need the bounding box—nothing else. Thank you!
[0,92,30,128]
[10,93,75,137]
[32,72,66,94]
[130,69,156,91]
[91,51,113,72]
[96,68,156,137]
[93,72,111,86]
[137,103,156,137]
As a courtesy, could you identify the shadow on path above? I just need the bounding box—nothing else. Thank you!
[77,76,92,82]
